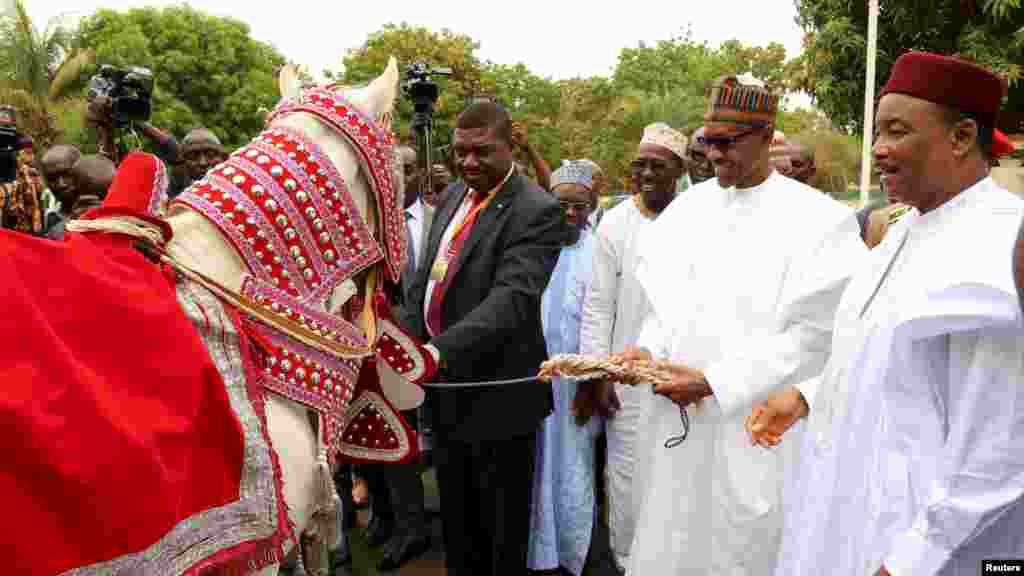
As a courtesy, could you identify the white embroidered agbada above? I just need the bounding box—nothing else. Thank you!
[579,196,664,568]
[627,172,867,575]
[776,178,1024,576]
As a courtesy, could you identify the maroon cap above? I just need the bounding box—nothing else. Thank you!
[880,51,1007,126]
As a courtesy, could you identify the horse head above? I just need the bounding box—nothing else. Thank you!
[165,57,402,313]
[164,57,428,466]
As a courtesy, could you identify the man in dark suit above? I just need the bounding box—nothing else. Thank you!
[398,100,567,575]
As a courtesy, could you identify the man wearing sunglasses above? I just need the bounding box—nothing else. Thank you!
[622,74,866,576]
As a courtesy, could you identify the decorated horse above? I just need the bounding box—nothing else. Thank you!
[0,57,437,575]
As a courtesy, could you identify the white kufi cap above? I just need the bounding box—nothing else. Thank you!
[640,122,687,162]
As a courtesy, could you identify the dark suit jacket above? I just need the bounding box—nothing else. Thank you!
[398,171,567,441]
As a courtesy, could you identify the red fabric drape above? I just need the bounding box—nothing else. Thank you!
[0,230,244,575]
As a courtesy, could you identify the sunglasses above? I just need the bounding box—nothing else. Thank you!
[696,128,762,149]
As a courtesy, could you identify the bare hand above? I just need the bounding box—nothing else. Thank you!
[745,386,809,448]
[652,363,712,407]
[875,566,892,576]
[617,345,653,365]
[511,122,529,149]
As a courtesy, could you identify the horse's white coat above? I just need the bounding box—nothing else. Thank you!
[164,57,414,572]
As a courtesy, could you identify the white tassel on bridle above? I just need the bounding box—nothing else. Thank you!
[300,412,339,576]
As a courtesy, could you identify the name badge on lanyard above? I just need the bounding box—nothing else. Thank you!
[430,257,449,281]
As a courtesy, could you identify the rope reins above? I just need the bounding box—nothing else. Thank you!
[67,216,376,360]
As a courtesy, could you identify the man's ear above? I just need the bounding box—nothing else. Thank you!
[951,118,979,159]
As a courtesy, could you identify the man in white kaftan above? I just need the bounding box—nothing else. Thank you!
[753,51,1024,576]
[624,75,867,576]
[578,124,687,571]
[1016,216,1023,312]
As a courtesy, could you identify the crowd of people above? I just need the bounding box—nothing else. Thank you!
[0,96,230,241]
[5,48,1024,576]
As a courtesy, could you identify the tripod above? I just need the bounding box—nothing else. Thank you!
[403,63,451,201]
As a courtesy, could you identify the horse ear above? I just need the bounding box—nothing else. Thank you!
[361,56,399,124]
[278,63,303,101]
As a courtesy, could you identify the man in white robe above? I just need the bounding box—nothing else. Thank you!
[1015,216,1023,314]
[749,51,1024,576]
[578,123,687,573]
[624,75,867,575]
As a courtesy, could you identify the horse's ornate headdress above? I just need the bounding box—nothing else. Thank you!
[171,85,433,464]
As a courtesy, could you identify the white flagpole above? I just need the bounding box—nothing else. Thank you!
[860,0,880,207]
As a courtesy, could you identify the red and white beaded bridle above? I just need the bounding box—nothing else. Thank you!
[172,87,434,463]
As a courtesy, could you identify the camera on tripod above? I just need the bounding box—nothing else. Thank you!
[0,105,20,184]
[87,64,155,126]
[402,63,452,130]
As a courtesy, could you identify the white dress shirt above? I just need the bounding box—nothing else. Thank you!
[405,197,425,268]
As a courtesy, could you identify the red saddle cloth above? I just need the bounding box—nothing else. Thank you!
[0,230,246,575]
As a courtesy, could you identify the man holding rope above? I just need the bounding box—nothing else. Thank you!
[620,74,867,575]
[751,51,1024,576]
[397,100,568,576]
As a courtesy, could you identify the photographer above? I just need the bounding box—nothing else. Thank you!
[88,95,176,164]
[89,98,226,200]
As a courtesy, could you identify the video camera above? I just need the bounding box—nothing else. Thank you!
[87,64,155,126]
[0,105,19,184]
[402,63,452,131]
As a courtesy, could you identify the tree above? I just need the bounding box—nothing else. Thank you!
[0,0,94,149]
[337,24,806,193]
[73,5,285,149]
[335,24,566,169]
[334,23,487,150]
[790,0,1024,132]
[601,33,793,190]
[479,62,561,165]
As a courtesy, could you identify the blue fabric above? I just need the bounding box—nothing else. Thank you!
[528,231,600,575]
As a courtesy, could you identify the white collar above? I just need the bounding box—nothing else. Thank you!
[405,197,424,220]
[903,176,991,239]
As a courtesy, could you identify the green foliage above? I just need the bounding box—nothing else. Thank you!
[73,5,285,149]
[793,129,864,195]
[776,107,830,135]
[600,32,790,189]
[25,11,871,196]
[335,23,485,148]
[0,0,94,150]
[791,0,1024,132]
